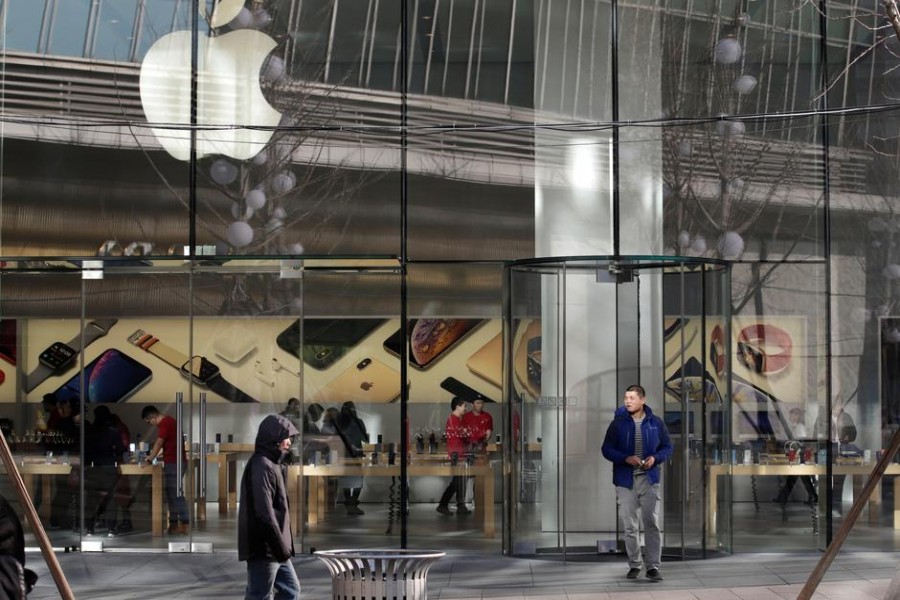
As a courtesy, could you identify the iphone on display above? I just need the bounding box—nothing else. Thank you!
[466,333,501,387]
[276,318,385,370]
[383,318,483,369]
[311,357,402,404]
[52,348,152,404]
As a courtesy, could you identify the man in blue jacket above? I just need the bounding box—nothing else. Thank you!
[601,384,673,582]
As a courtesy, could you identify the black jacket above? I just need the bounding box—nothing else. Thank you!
[238,414,299,562]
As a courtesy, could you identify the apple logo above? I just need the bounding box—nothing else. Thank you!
[360,382,374,392]
[139,2,282,161]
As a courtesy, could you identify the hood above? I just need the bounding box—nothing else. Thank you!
[614,404,656,419]
[255,414,299,462]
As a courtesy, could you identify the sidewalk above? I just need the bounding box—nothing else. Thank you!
[24,550,898,599]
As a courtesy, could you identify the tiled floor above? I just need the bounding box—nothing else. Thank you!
[23,550,900,600]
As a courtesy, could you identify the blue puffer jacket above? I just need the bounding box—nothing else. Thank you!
[601,404,673,488]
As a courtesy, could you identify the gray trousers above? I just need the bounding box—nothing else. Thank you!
[616,475,661,569]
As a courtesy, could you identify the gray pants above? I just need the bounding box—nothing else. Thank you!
[616,476,661,569]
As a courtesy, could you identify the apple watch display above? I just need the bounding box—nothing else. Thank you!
[24,319,119,393]
[180,356,221,385]
[39,342,77,371]
[127,328,258,403]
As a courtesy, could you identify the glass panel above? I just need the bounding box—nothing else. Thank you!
[296,266,402,551]
[92,0,138,61]
[134,0,181,61]
[4,0,46,53]
[191,0,401,259]
[10,265,86,547]
[728,261,827,552]
[188,260,304,550]
[47,0,91,57]
[399,263,502,551]
[79,260,191,549]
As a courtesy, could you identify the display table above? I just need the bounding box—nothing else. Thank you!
[288,462,496,537]
[707,463,900,535]
[13,462,164,536]
[117,463,164,536]
[184,452,239,518]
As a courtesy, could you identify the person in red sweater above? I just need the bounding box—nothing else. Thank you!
[462,397,493,454]
[436,397,470,516]
[141,405,189,535]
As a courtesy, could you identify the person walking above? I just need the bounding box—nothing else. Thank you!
[436,397,470,516]
[601,384,672,581]
[238,414,300,600]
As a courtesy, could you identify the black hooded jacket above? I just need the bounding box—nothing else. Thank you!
[238,414,299,562]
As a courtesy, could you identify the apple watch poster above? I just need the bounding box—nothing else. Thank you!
[52,349,152,404]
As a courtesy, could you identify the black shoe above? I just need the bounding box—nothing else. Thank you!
[626,568,641,579]
[646,568,663,581]
[456,505,472,516]
[436,505,453,516]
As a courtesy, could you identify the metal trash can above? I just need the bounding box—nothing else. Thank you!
[314,549,445,600]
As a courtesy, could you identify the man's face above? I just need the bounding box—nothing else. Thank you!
[278,438,291,452]
[623,391,645,414]
[144,414,159,427]
[473,399,484,413]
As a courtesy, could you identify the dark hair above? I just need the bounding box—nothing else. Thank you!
[306,403,324,421]
[450,397,465,411]
[93,405,112,426]
[141,405,160,420]
[625,384,646,398]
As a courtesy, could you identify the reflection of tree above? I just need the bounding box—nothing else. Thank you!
[655,5,826,318]
[660,6,817,260]
[196,3,380,257]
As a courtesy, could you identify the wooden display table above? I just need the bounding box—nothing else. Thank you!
[707,463,900,536]
[287,461,496,537]
[12,462,164,536]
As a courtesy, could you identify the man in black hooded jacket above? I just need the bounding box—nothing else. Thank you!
[238,414,300,600]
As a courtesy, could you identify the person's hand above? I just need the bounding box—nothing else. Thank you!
[625,455,642,466]
[642,456,656,469]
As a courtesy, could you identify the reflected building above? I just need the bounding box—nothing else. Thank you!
[0,0,896,559]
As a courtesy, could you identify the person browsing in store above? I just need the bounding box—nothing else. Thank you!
[141,405,189,535]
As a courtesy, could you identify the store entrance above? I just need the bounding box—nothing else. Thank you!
[506,257,731,559]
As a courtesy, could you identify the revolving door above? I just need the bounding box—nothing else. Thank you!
[506,256,732,559]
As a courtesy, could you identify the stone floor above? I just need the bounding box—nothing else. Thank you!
[23,550,900,599]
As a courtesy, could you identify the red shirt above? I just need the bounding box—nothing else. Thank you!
[463,410,493,445]
[157,415,185,464]
[445,414,466,456]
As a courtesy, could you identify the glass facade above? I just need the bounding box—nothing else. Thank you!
[0,0,897,558]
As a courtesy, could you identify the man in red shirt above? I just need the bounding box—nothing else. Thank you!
[141,405,189,535]
[436,397,470,516]
[462,397,493,454]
